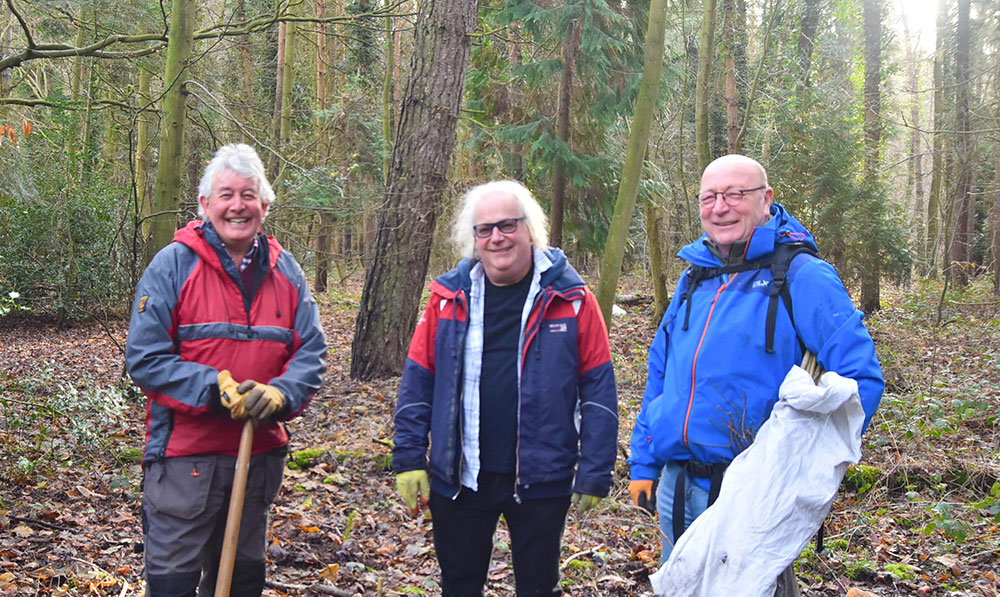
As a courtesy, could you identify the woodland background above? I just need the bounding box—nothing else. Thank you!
[1,0,999,594]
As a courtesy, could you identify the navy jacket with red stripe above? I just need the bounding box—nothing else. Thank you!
[392,248,618,498]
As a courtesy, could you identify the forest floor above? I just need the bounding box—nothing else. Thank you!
[1,273,999,596]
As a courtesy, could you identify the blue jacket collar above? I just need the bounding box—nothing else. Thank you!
[678,202,818,267]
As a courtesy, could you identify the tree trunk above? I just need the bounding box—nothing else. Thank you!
[901,10,924,272]
[382,11,395,186]
[926,0,948,278]
[993,39,1000,295]
[859,0,882,315]
[694,0,717,172]
[268,20,287,179]
[146,0,195,266]
[795,0,821,89]
[949,0,971,287]
[722,0,745,154]
[315,212,334,293]
[136,68,153,239]
[238,0,255,143]
[644,199,668,323]
[595,0,669,328]
[350,0,478,380]
[550,17,582,248]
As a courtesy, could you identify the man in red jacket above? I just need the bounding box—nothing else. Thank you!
[126,144,327,596]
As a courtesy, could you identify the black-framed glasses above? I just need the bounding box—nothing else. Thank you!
[696,185,766,207]
[473,217,524,238]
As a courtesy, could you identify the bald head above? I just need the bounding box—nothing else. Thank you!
[698,154,773,256]
[702,154,768,188]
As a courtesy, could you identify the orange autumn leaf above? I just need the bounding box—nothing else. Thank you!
[297,524,320,533]
[22,119,31,137]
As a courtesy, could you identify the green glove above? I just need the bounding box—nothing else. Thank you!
[237,379,285,420]
[570,492,602,514]
[396,470,430,513]
[218,370,249,419]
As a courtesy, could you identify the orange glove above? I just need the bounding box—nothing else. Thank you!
[629,479,657,514]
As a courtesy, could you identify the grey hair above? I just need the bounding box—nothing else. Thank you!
[451,180,549,260]
[197,143,276,218]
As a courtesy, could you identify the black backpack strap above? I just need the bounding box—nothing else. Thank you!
[672,460,729,542]
[764,243,818,354]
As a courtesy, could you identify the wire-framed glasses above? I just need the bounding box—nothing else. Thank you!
[696,186,766,207]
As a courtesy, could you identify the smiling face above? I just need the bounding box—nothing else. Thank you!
[698,156,773,257]
[474,191,534,286]
[199,168,268,261]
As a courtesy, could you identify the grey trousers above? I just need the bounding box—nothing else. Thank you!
[142,448,285,596]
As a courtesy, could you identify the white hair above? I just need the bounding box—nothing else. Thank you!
[197,143,276,218]
[451,180,549,260]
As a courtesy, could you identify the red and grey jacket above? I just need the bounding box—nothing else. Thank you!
[126,221,327,463]
[392,247,618,498]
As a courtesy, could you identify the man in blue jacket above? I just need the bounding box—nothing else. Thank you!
[392,180,618,596]
[628,154,884,564]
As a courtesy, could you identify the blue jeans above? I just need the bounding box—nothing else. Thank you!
[656,461,710,564]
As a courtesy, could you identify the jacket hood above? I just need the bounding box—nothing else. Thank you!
[173,220,282,271]
[678,202,817,267]
[432,246,583,296]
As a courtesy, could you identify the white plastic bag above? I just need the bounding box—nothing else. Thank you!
[650,366,866,597]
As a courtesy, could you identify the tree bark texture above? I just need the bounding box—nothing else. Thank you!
[927,0,948,277]
[993,41,1000,295]
[596,0,669,329]
[722,0,745,154]
[695,0,717,172]
[146,0,195,267]
[644,199,668,324]
[949,0,971,286]
[136,68,153,239]
[550,17,582,248]
[859,0,882,315]
[268,20,287,179]
[350,0,477,380]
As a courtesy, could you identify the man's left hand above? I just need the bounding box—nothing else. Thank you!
[237,380,285,420]
[570,492,602,514]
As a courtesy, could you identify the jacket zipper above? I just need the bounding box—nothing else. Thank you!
[682,273,738,448]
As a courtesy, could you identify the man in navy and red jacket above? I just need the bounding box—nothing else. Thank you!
[392,180,618,596]
[126,144,327,596]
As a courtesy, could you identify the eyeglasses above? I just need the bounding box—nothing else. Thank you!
[473,217,524,239]
[696,185,766,207]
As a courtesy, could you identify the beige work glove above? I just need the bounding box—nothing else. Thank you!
[218,370,249,419]
[570,492,602,514]
[237,379,285,420]
[396,470,430,514]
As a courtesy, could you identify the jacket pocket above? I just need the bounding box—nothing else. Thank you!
[144,457,217,519]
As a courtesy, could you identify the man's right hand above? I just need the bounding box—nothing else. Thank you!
[218,370,249,419]
[629,479,657,514]
[396,470,430,514]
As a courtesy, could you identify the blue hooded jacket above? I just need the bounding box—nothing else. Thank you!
[629,203,884,482]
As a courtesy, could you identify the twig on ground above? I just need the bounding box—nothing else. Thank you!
[10,515,71,532]
[266,578,354,596]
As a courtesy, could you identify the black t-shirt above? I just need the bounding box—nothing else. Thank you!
[479,266,533,473]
